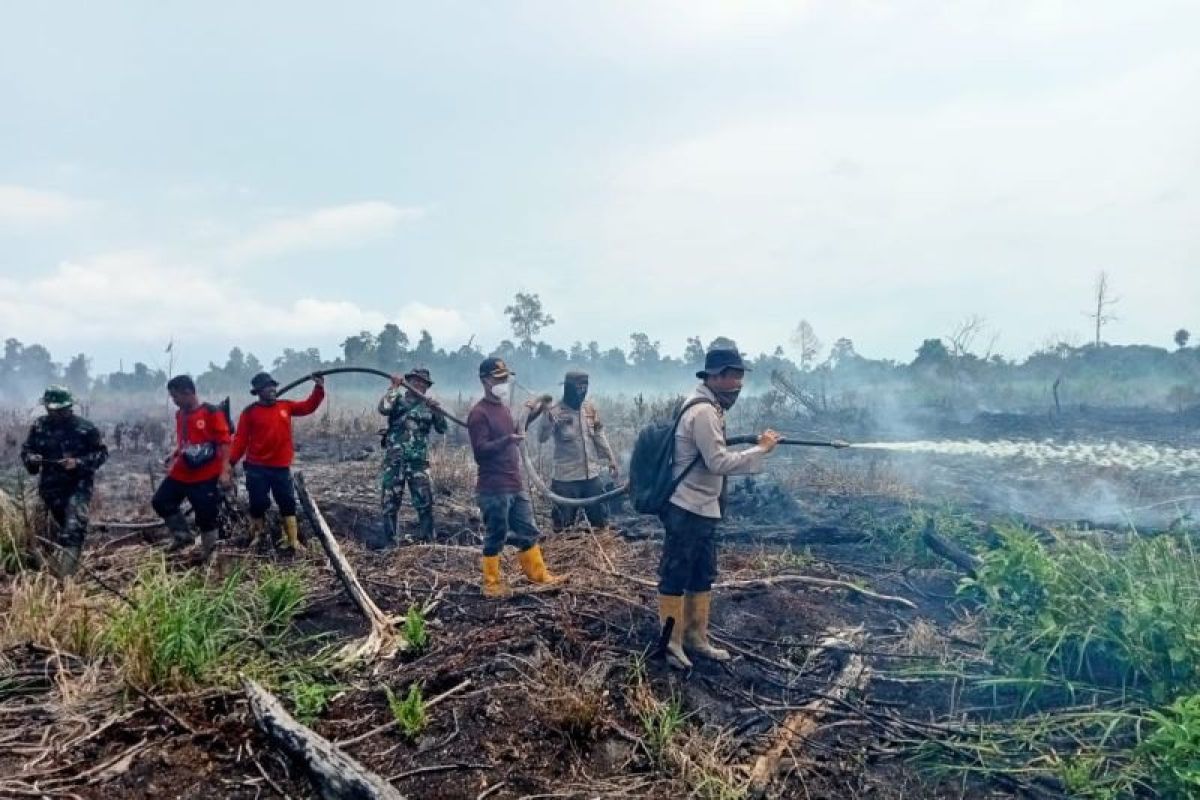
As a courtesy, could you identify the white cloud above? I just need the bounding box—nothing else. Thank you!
[397,302,506,349]
[0,185,84,224]
[578,48,1200,358]
[224,201,423,261]
[0,250,388,345]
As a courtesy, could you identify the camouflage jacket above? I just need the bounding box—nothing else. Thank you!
[378,389,448,468]
[21,414,109,496]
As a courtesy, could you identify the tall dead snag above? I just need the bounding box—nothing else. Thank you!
[295,472,406,665]
[746,628,872,797]
[243,677,406,800]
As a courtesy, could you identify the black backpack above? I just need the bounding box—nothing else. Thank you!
[628,397,715,515]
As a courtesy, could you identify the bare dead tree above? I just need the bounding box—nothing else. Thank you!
[1086,271,1119,346]
[946,314,986,358]
[789,319,823,371]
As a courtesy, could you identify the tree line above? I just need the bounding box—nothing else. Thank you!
[2,291,1198,413]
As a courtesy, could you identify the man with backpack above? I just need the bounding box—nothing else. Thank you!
[153,375,233,561]
[655,344,781,669]
[229,371,325,552]
[467,357,561,597]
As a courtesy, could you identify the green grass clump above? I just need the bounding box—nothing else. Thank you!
[639,692,687,762]
[385,683,428,739]
[869,505,981,567]
[104,559,316,690]
[256,564,307,630]
[962,527,1200,701]
[403,604,428,651]
[105,561,243,688]
[1139,693,1200,798]
[286,676,343,725]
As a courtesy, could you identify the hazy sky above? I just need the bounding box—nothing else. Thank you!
[1,1,1197,375]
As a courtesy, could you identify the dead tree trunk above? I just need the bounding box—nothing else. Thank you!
[243,677,406,800]
[295,472,406,665]
[746,628,871,796]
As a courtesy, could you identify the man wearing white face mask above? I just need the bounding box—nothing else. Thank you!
[467,357,561,597]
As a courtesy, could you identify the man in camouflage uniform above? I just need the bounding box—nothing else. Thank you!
[378,368,447,544]
[20,386,109,576]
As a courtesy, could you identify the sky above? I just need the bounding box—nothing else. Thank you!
[1,1,1197,376]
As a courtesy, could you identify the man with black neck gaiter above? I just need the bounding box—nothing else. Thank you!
[537,370,619,531]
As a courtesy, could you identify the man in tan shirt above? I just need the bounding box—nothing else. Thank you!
[659,344,781,669]
[538,370,619,531]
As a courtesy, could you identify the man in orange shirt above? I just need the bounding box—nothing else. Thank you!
[153,375,233,561]
[230,371,325,551]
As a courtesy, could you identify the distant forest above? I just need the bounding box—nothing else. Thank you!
[2,292,1198,415]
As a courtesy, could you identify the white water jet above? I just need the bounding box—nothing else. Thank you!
[851,439,1200,476]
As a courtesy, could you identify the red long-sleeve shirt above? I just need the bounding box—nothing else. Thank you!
[229,385,324,468]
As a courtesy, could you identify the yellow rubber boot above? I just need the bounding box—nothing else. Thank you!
[517,544,563,585]
[281,516,300,550]
[658,594,692,670]
[684,592,731,662]
[481,555,511,598]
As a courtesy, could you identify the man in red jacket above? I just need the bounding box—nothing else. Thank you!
[154,375,233,561]
[230,371,325,551]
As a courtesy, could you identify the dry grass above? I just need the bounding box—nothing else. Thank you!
[901,618,949,661]
[0,572,112,658]
[780,456,918,500]
[524,649,613,739]
[428,442,477,496]
[0,487,33,572]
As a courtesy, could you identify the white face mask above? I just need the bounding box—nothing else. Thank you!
[492,381,512,402]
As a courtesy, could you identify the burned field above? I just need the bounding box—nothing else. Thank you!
[2,408,1199,799]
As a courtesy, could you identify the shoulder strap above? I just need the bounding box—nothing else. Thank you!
[667,397,718,491]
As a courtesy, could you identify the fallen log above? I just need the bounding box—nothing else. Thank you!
[746,628,872,796]
[295,472,407,665]
[243,677,406,800]
[921,518,981,575]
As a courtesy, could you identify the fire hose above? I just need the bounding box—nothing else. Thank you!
[280,368,624,509]
[99,367,853,526]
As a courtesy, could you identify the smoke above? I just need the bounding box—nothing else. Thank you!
[828,438,1200,529]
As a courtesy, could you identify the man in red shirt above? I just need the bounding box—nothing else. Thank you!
[230,371,325,551]
[152,375,233,561]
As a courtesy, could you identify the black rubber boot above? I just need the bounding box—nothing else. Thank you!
[163,512,194,552]
[417,514,435,542]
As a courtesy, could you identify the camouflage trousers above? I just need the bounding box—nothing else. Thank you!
[41,484,93,549]
[381,460,434,542]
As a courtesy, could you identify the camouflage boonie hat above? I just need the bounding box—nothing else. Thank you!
[404,367,434,386]
[41,385,74,410]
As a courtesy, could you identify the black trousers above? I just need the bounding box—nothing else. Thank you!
[152,477,221,532]
[657,503,719,596]
[550,477,610,531]
[245,465,298,518]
